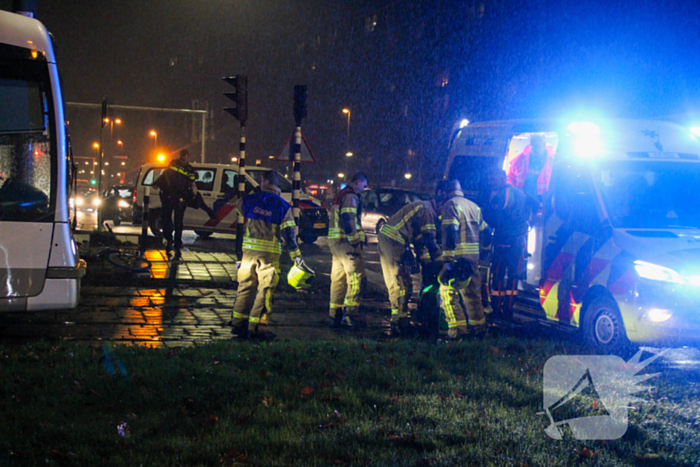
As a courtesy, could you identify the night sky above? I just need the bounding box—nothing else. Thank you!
[4,0,700,187]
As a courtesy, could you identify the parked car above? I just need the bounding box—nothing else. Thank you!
[132,163,329,243]
[100,185,134,226]
[359,187,432,234]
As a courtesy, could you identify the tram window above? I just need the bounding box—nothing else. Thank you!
[0,68,53,222]
[0,79,44,133]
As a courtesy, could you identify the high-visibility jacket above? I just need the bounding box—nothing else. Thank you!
[153,160,195,202]
[235,185,301,260]
[506,144,554,195]
[379,200,439,250]
[328,187,365,247]
[440,190,487,262]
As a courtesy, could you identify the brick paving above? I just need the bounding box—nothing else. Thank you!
[0,245,392,347]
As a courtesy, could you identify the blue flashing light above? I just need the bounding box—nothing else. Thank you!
[567,121,600,135]
[567,121,603,158]
[459,119,470,128]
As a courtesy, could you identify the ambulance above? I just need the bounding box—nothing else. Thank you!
[446,118,700,350]
[132,163,328,244]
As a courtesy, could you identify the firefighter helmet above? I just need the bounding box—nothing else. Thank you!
[288,261,315,290]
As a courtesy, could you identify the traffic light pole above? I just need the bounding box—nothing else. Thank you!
[292,85,307,227]
[97,98,107,232]
[222,75,248,258]
[236,123,246,258]
[292,126,301,225]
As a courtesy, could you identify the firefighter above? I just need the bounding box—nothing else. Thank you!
[483,168,529,318]
[152,149,196,258]
[328,171,369,328]
[230,170,306,340]
[436,179,488,339]
[378,199,441,336]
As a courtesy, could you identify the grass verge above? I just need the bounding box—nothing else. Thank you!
[0,337,697,466]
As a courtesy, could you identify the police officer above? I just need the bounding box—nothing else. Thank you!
[328,171,369,328]
[152,149,196,258]
[483,168,529,319]
[378,199,441,336]
[436,179,489,339]
[230,170,305,340]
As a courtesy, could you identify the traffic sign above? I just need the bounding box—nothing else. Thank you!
[277,131,317,163]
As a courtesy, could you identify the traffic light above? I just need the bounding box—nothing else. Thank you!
[223,75,248,123]
[90,179,97,186]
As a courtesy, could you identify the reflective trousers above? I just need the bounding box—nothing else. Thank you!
[161,196,187,249]
[439,260,486,338]
[329,243,365,318]
[378,236,411,322]
[232,252,280,333]
[491,236,525,316]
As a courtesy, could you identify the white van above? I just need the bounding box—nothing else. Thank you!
[132,163,329,243]
[446,118,700,350]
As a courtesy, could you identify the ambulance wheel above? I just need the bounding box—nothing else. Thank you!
[300,234,318,244]
[149,211,163,239]
[582,298,629,352]
[195,230,213,239]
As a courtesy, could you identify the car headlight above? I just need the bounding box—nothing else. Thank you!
[75,198,84,206]
[118,200,129,208]
[93,198,101,207]
[634,260,683,283]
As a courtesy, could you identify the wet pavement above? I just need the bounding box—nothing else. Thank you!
[0,233,393,347]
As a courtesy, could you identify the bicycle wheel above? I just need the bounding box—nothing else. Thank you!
[107,251,152,272]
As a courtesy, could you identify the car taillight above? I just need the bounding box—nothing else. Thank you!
[133,187,137,204]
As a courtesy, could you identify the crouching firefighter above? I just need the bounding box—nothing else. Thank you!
[328,172,369,329]
[378,199,442,336]
[230,170,307,340]
[436,180,489,339]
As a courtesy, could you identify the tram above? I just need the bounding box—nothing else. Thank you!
[0,9,85,311]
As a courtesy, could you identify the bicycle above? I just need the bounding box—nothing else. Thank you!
[81,223,152,273]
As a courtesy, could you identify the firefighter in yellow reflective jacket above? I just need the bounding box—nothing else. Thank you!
[378,199,442,336]
[437,179,488,339]
[328,172,369,328]
[230,170,304,340]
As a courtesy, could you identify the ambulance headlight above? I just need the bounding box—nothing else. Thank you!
[648,308,672,322]
[634,260,683,284]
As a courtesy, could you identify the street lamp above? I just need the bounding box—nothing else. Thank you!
[149,130,157,149]
[342,108,351,155]
[104,117,122,139]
